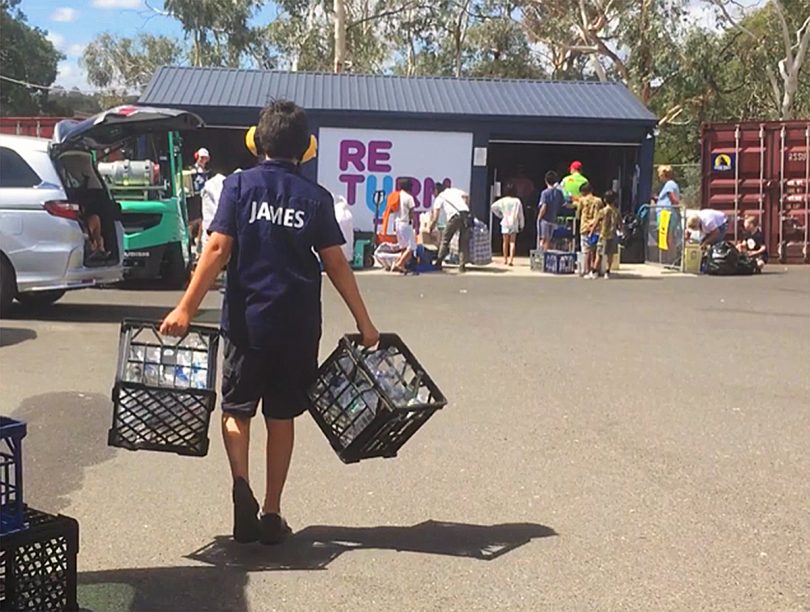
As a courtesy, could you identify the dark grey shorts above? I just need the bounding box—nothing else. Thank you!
[221,337,319,420]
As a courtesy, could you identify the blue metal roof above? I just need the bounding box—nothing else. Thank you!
[140,66,657,124]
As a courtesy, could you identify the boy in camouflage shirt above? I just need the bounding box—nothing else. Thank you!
[589,190,620,279]
[577,182,601,277]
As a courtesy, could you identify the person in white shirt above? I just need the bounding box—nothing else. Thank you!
[392,178,417,273]
[431,183,471,272]
[200,172,226,252]
[490,182,525,266]
[687,209,729,248]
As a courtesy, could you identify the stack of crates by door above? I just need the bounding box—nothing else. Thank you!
[0,416,80,611]
[108,319,220,457]
[308,334,446,464]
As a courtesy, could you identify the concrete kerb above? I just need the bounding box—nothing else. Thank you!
[361,259,693,279]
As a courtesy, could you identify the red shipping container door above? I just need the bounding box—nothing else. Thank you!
[701,121,810,263]
[0,116,66,139]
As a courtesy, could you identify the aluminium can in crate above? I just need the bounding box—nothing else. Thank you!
[108,319,220,457]
[308,333,447,464]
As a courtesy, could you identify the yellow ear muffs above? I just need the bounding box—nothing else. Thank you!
[302,134,317,163]
[245,126,258,157]
[246,128,316,162]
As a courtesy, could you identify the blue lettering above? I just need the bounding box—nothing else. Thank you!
[365,175,395,213]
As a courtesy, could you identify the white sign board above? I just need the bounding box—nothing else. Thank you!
[317,127,473,232]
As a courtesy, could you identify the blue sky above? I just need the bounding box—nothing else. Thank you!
[20,0,276,91]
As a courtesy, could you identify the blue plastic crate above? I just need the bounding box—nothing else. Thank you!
[0,416,27,535]
[543,250,576,275]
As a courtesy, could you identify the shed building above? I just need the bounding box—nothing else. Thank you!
[140,66,657,251]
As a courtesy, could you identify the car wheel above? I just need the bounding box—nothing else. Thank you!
[0,258,16,318]
[162,243,190,289]
[16,290,66,308]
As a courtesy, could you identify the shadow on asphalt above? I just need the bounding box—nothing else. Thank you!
[0,326,37,347]
[9,303,217,325]
[75,522,554,609]
[78,567,248,612]
[11,392,117,513]
[186,520,557,571]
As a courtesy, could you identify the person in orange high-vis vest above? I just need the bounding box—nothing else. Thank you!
[378,190,400,244]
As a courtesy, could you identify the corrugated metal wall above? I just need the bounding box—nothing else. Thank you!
[701,121,810,263]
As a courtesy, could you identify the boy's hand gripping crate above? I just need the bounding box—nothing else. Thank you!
[0,416,26,536]
[108,319,220,457]
[0,507,80,611]
[308,334,447,464]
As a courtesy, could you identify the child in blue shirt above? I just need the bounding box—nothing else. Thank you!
[161,101,379,545]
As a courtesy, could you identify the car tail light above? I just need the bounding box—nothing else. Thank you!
[44,200,81,220]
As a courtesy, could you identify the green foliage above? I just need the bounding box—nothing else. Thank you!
[0,0,63,115]
[163,0,267,67]
[81,33,184,91]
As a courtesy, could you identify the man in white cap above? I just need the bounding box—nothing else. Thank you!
[192,147,211,193]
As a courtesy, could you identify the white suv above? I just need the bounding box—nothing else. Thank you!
[0,134,125,316]
[0,105,202,317]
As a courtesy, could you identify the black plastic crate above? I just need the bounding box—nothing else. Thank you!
[108,319,220,457]
[0,507,79,611]
[308,334,446,464]
[0,417,26,536]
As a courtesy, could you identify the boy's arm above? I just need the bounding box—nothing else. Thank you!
[320,246,379,347]
[160,232,232,336]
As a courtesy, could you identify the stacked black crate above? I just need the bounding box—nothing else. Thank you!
[1,417,80,611]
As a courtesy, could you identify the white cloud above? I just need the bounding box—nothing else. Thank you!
[50,7,78,22]
[46,33,86,57]
[46,32,66,49]
[68,43,87,57]
[91,0,142,8]
[53,60,94,92]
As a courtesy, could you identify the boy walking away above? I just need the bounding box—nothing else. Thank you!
[738,215,768,272]
[577,182,601,277]
[490,183,525,266]
[589,190,620,279]
[160,101,379,545]
[432,183,471,272]
[537,171,564,251]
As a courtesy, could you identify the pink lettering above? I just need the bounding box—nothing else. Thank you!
[339,174,365,205]
[367,141,392,172]
[339,140,366,172]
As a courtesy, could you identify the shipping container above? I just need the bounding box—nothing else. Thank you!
[0,116,67,139]
[701,120,810,263]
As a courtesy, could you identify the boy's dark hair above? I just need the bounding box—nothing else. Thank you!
[580,181,592,195]
[503,182,517,197]
[545,171,558,185]
[433,181,446,196]
[398,178,413,192]
[603,190,617,205]
[256,100,310,161]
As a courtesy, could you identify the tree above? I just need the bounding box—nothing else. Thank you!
[81,33,184,92]
[0,0,63,115]
[160,0,266,67]
[710,0,810,119]
[520,0,688,104]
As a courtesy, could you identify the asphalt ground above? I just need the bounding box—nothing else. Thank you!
[1,265,809,611]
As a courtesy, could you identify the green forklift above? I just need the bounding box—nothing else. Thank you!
[55,106,205,287]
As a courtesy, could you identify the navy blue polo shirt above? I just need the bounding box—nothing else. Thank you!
[207,160,345,350]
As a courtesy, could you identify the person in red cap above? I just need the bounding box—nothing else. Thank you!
[561,161,588,204]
